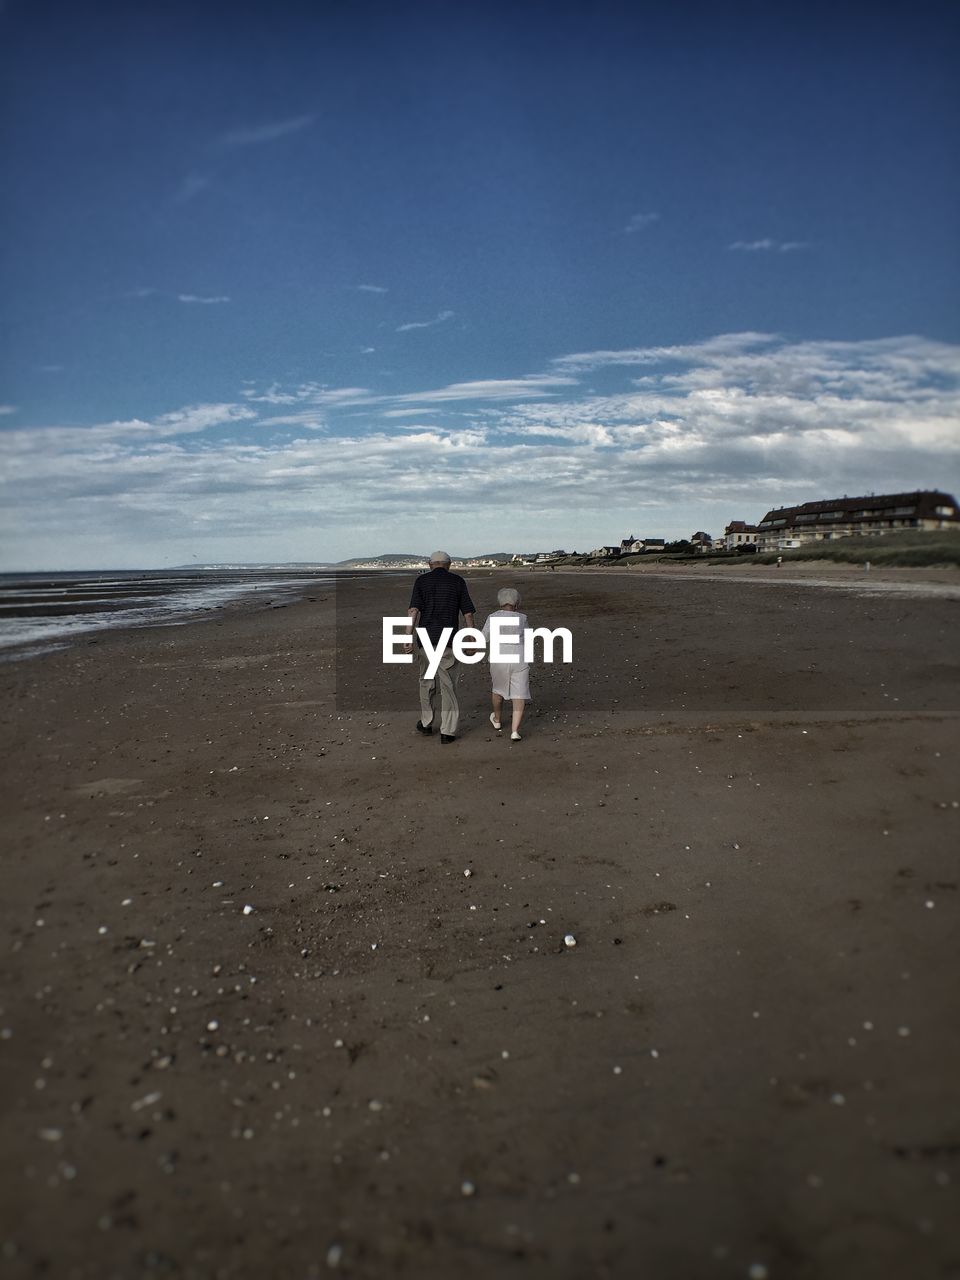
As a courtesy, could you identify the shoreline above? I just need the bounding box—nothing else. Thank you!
[0,571,345,666]
[3,560,958,670]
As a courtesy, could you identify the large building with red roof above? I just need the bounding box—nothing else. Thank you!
[755,490,958,550]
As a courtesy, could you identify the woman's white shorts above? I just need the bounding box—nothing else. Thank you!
[490,662,531,701]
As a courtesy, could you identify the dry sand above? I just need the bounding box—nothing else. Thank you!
[1,570,958,1280]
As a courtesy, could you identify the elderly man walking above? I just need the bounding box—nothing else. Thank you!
[405,551,476,744]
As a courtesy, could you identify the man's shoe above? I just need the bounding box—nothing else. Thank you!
[415,720,433,735]
[440,734,456,744]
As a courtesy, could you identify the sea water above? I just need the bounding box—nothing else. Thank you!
[0,569,338,661]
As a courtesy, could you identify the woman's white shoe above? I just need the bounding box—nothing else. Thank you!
[489,713,502,730]
[510,731,522,741]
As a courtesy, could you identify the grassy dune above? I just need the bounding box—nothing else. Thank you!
[753,529,960,566]
[547,530,960,569]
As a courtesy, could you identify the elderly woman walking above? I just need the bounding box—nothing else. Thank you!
[481,587,532,741]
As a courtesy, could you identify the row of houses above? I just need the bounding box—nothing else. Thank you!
[456,489,959,569]
[534,490,959,563]
[592,531,725,557]
[719,490,959,551]
[590,536,666,557]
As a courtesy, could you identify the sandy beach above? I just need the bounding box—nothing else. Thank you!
[1,569,958,1280]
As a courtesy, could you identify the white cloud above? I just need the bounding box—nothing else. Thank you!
[392,375,578,404]
[356,284,388,294]
[241,382,369,406]
[239,374,576,410]
[729,238,809,252]
[624,212,659,233]
[501,338,960,477]
[219,115,316,147]
[553,332,779,372]
[0,405,17,415]
[396,309,455,333]
[153,404,256,434]
[241,383,301,404]
[0,404,257,464]
[250,411,328,431]
[178,294,231,305]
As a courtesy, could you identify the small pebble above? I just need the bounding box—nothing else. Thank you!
[326,1243,343,1269]
[242,905,254,915]
[131,1091,162,1112]
[748,1266,769,1280]
[461,1180,476,1197]
[564,934,577,948]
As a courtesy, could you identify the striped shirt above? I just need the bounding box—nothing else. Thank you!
[409,568,476,646]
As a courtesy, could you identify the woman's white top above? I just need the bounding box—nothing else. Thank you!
[481,610,532,701]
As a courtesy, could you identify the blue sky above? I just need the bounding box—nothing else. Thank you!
[1,0,958,568]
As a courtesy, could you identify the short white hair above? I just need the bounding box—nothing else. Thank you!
[497,587,521,607]
[429,550,452,567]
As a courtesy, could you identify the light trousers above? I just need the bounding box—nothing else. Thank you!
[418,647,461,736]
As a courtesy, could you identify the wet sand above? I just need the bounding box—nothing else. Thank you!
[1,571,958,1280]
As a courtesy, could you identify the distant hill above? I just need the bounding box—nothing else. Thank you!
[170,552,517,570]
[334,553,427,566]
[335,552,513,567]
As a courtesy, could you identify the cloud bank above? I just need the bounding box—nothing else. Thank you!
[2,333,957,565]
